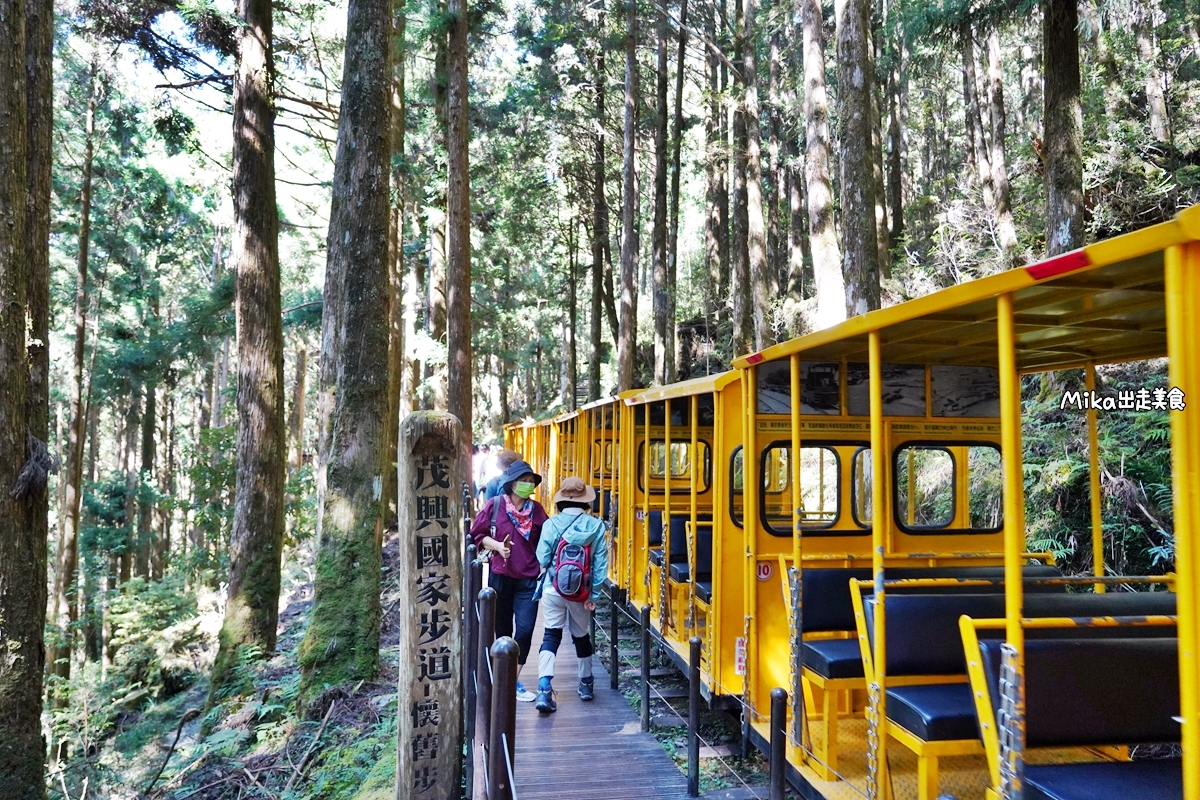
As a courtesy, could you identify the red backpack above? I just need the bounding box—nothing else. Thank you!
[551,536,593,603]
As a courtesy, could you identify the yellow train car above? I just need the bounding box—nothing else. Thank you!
[728,206,1198,800]
[505,204,1200,800]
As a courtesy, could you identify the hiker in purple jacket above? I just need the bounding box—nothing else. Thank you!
[470,459,548,702]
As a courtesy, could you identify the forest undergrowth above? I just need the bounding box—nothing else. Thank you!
[50,534,407,800]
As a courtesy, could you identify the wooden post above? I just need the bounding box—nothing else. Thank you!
[462,542,479,794]
[688,636,702,797]
[641,604,652,731]
[488,637,520,800]
[770,687,787,800]
[610,586,621,690]
[473,587,496,799]
[396,412,465,800]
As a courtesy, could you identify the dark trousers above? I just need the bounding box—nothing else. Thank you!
[488,572,539,666]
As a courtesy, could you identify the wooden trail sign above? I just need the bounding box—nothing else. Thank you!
[396,412,464,800]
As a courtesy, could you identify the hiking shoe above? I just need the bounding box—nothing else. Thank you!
[577,677,595,701]
[516,681,537,703]
[535,688,557,714]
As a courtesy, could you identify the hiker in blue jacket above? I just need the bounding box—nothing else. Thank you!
[532,477,608,713]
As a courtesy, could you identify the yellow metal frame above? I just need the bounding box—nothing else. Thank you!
[1167,241,1200,800]
[516,205,1200,800]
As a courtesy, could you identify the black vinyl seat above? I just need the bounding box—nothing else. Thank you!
[668,523,714,583]
[885,684,979,741]
[695,581,712,604]
[976,637,1181,800]
[801,639,863,680]
[1024,760,1183,800]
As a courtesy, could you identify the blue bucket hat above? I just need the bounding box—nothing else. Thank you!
[503,460,542,491]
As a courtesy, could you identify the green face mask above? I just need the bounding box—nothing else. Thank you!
[513,481,536,499]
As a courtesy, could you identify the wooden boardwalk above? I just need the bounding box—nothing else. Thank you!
[511,614,696,800]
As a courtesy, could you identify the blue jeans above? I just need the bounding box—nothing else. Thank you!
[488,573,539,666]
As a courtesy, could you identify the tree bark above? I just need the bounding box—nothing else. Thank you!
[299,0,392,701]
[767,22,783,294]
[589,42,606,402]
[665,0,686,383]
[886,53,903,247]
[652,6,669,384]
[803,0,843,328]
[384,0,407,524]
[731,0,751,354]
[985,27,1018,263]
[1136,2,1170,144]
[445,0,471,465]
[618,0,640,392]
[566,221,578,408]
[704,1,725,311]
[870,16,888,279]
[1043,0,1084,255]
[961,22,994,213]
[137,380,156,579]
[787,137,806,297]
[743,0,770,350]
[836,0,880,315]
[210,0,287,702]
[54,56,97,719]
[1,0,48,790]
[290,346,307,473]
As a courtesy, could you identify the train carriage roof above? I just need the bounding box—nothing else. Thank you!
[732,205,1200,373]
[625,370,739,405]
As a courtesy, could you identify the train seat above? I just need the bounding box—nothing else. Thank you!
[798,564,1060,784]
[590,489,614,521]
[647,510,663,565]
[668,523,714,583]
[1024,761,1182,800]
[800,639,862,680]
[885,683,979,742]
[978,637,1181,800]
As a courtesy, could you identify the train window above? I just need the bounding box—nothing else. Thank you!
[730,447,744,527]
[852,448,872,526]
[892,443,1004,533]
[931,366,1000,417]
[637,440,712,493]
[967,446,1003,530]
[895,446,955,528]
[759,443,840,536]
[591,440,615,476]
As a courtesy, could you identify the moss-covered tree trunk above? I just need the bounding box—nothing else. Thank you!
[803,0,842,329]
[299,0,392,703]
[743,0,770,350]
[1043,0,1084,256]
[617,0,639,392]
[1,0,49,792]
[836,0,880,315]
[731,0,751,355]
[651,4,669,385]
[209,0,286,705]
[445,0,472,463]
[589,38,606,402]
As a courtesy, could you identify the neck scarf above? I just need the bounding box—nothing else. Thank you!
[503,494,535,540]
